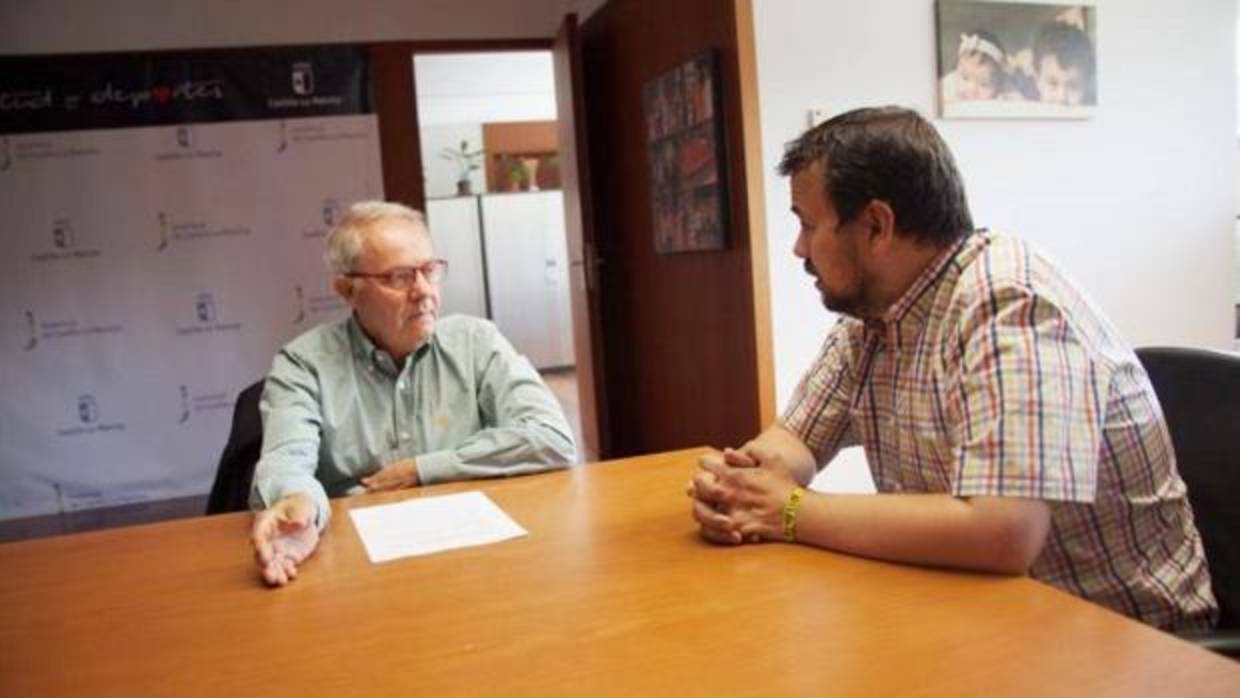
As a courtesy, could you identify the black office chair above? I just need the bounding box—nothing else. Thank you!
[206,379,265,515]
[1136,346,1240,657]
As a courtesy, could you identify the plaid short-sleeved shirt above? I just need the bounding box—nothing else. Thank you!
[783,231,1217,631]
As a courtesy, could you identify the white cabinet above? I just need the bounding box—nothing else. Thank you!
[426,196,488,319]
[425,191,574,370]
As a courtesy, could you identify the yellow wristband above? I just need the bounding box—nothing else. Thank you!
[783,486,806,542]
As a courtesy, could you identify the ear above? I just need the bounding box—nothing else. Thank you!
[332,275,358,306]
[859,199,897,252]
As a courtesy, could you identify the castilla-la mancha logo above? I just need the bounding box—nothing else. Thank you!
[31,218,101,263]
[77,394,99,424]
[322,198,341,227]
[292,62,315,96]
[176,291,241,336]
[195,292,216,323]
[52,218,74,249]
[57,393,126,436]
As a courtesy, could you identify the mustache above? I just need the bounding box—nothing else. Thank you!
[803,259,817,277]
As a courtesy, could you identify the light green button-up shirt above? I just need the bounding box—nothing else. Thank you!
[250,314,577,527]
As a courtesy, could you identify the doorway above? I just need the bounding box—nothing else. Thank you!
[413,51,587,457]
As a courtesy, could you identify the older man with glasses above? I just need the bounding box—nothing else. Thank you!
[250,200,577,587]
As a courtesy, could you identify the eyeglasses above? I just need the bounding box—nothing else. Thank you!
[346,259,448,290]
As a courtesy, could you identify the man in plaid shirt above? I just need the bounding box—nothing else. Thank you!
[689,106,1217,631]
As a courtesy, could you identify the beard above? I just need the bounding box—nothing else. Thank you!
[804,258,870,318]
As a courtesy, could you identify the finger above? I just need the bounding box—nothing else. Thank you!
[251,515,277,565]
[698,452,725,472]
[691,471,730,507]
[697,521,742,546]
[692,498,738,533]
[263,559,286,587]
[723,448,757,468]
[698,454,731,479]
[738,522,766,544]
[281,555,299,581]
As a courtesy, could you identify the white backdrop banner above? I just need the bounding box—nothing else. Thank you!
[0,47,382,520]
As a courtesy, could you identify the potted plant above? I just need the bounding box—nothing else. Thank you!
[506,158,529,192]
[440,139,484,196]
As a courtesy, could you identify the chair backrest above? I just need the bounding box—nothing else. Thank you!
[205,379,265,515]
[1136,347,1240,629]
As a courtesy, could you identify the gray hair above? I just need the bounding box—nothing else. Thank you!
[324,200,428,274]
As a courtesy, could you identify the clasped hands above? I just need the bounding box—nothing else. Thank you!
[688,445,799,545]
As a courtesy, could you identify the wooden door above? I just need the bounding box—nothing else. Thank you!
[553,14,609,460]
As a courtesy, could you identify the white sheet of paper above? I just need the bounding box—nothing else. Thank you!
[348,491,527,563]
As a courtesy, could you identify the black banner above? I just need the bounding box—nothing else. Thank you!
[0,45,372,135]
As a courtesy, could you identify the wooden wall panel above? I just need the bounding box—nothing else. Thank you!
[581,0,773,455]
[370,43,424,210]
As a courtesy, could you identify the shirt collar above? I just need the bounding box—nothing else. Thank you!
[868,231,985,352]
[346,314,433,377]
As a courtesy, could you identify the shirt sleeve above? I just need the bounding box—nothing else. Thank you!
[779,320,862,470]
[949,281,1109,503]
[415,324,578,485]
[249,348,331,529]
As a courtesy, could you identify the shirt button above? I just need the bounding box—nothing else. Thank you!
[399,431,409,440]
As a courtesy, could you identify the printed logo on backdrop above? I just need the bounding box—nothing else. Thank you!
[31,216,102,262]
[21,308,124,350]
[177,384,233,424]
[283,119,373,146]
[175,292,241,336]
[302,198,341,239]
[196,292,216,323]
[23,310,37,350]
[56,393,127,437]
[0,46,372,134]
[293,283,347,325]
[292,62,315,96]
[0,135,102,167]
[153,210,252,251]
[155,124,222,161]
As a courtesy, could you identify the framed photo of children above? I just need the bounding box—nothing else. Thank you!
[936,0,1097,119]
[642,50,728,254]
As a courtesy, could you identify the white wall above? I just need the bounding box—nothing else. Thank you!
[753,0,1237,408]
[415,52,557,126]
[753,0,1236,492]
[414,51,558,197]
[0,0,604,54]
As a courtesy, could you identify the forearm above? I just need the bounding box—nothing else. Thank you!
[416,421,577,485]
[792,492,1050,575]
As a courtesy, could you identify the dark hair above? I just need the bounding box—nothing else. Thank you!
[777,106,973,245]
[1034,22,1095,83]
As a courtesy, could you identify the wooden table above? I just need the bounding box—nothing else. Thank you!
[2,448,1237,696]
